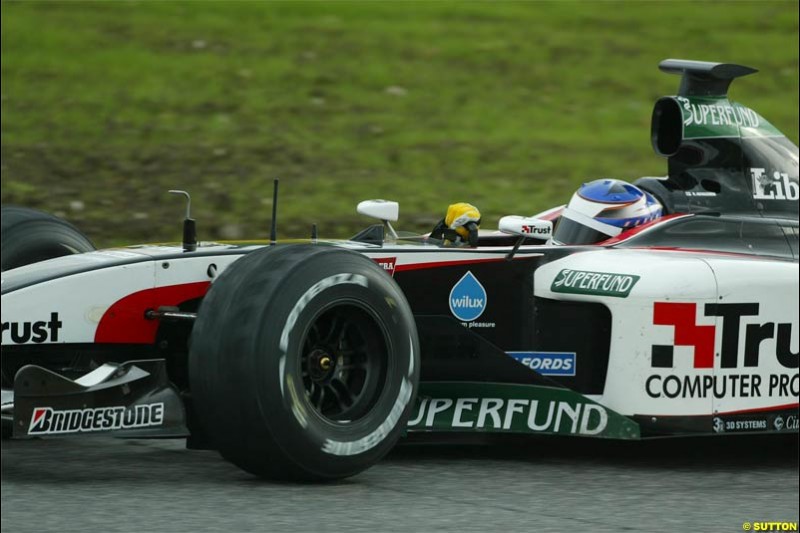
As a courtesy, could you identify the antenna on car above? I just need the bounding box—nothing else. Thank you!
[311,223,318,243]
[270,179,279,246]
[168,190,197,252]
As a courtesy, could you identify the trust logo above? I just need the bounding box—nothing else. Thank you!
[651,302,798,370]
[1,312,63,344]
[652,302,716,368]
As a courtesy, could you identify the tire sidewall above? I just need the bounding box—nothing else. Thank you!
[251,251,418,478]
[1,207,95,271]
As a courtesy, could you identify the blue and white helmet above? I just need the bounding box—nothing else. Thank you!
[553,179,663,245]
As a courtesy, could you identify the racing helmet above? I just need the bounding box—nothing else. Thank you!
[429,202,482,246]
[446,202,481,242]
[552,179,662,245]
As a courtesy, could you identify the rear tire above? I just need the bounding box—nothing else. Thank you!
[189,245,419,481]
[1,205,95,271]
[1,206,95,437]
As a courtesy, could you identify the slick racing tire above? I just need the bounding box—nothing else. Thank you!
[1,206,95,437]
[189,244,419,481]
[1,205,95,271]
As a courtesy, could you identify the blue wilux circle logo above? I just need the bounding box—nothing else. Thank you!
[449,271,487,322]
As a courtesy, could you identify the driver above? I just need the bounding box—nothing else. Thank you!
[429,202,482,247]
[552,178,662,245]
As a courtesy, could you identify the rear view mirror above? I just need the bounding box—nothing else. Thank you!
[357,200,399,222]
[498,216,553,240]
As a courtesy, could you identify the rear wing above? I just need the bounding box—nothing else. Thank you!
[659,59,757,97]
[638,59,798,219]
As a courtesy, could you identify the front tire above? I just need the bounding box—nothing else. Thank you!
[189,245,419,481]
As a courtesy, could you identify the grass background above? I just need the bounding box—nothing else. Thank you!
[1,1,798,247]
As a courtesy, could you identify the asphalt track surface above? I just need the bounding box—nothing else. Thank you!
[2,433,798,532]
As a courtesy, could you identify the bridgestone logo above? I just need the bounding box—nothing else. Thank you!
[322,375,413,456]
[278,272,370,400]
[279,273,369,354]
[551,269,640,298]
[321,334,417,457]
[28,404,165,435]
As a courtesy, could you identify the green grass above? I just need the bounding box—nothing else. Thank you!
[2,1,798,246]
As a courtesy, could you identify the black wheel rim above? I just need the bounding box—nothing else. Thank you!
[300,303,388,423]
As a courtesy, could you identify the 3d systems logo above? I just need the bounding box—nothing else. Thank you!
[449,271,487,322]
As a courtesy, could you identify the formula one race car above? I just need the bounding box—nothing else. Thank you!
[2,59,798,481]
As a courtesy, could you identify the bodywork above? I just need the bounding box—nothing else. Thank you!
[2,59,798,442]
[3,223,797,440]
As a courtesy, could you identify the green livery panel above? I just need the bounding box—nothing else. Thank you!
[408,382,641,440]
[675,96,782,140]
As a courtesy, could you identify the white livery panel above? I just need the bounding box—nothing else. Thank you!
[535,250,799,418]
[1,252,243,346]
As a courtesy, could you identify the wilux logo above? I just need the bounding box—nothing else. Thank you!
[449,271,487,322]
[651,302,797,369]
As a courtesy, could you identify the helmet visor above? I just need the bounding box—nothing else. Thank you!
[552,216,615,245]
